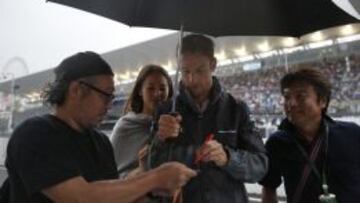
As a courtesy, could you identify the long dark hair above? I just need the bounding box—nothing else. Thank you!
[42,76,97,106]
[123,64,173,114]
[42,51,112,106]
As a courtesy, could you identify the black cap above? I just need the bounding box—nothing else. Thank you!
[54,51,114,82]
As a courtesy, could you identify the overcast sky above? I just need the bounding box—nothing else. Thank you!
[0,0,358,79]
[0,0,174,78]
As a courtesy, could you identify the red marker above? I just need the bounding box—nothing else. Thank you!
[194,133,214,165]
[204,133,214,143]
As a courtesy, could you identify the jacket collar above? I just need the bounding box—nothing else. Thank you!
[279,114,334,136]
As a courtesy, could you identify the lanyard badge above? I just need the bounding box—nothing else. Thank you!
[319,184,337,203]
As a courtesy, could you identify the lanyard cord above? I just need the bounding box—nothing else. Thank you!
[294,135,323,180]
[322,124,330,194]
[293,122,330,200]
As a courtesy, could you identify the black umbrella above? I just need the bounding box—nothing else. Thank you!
[48,0,359,37]
[47,0,359,111]
[349,0,360,15]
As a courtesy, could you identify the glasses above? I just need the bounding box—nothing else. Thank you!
[78,81,115,103]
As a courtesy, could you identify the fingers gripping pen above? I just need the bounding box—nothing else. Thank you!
[193,133,214,165]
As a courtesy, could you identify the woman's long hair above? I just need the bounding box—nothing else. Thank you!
[123,65,173,114]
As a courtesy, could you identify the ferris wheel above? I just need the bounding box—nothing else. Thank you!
[1,57,29,82]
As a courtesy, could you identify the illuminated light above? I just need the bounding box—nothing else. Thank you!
[218,59,232,66]
[114,73,120,80]
[238,55,255,62]
[116,72,124,81]
[119,71,131,81]
[283,46,305,54]
[120,80,134,84]
[234,47,247,56]
[337,34,360,43]
[113,73,122,86]
[282,37,298,47]
[308,39,333,49]
[26,92,41,103]
[340,25,355,36]
[131,70,139,78]
[162,61,174,72]
[114,77,121,86]
[258,50,278,58]
[168,69,176,76]
[113,70,140,85]
[310,31,324,42]
[215,51,227,61]
[257,42,271,52]
[114,80,121,86]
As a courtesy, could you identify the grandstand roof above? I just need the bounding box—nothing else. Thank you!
[1,23,359,95]
[102,23,360,74]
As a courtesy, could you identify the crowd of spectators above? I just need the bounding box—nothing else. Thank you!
[219,54,360,117]
[1,55,359,134]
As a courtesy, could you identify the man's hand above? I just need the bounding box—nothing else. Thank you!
[156,114,182,140]
[153,162,196,194]
[197,140,229,167]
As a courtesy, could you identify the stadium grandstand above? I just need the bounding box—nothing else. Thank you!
[1,23,360,136]
[1,23,360,202]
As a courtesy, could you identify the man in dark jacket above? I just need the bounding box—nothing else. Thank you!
[260,67,360,203]
[148,34,268,203]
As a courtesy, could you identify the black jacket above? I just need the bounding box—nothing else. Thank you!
[260,116,360,203]
[148,77,268,203]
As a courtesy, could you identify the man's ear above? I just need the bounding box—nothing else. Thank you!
[68,81,82,99]
[319,97,327,110]
[210,57,217,72]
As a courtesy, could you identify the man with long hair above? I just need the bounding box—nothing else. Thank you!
[4,51,196,203]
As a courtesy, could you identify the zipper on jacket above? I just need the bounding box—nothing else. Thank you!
[196,112,206,203]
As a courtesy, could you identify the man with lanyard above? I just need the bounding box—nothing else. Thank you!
[147,34,268,203]
[4,51,196,203]
[260,67,360,203]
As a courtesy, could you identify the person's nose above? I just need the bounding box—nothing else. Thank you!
[286,96,298,108]
[153,89,162,98]
[185,73,196,85]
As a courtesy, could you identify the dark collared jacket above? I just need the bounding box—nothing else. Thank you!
[260,116,360,203]
[147,77,268,203]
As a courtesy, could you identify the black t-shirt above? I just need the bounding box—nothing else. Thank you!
[5,114,118,203]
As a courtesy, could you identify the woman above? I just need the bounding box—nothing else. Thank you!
[110,64,173,179]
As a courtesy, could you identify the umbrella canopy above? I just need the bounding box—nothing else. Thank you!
[47,0,360,112]
[48,0,359,37]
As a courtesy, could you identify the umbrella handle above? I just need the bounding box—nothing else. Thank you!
[172,24,184,112]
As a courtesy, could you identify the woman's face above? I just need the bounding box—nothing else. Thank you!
[140,72,170,115]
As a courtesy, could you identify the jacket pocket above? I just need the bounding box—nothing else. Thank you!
[216,129,238,148]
